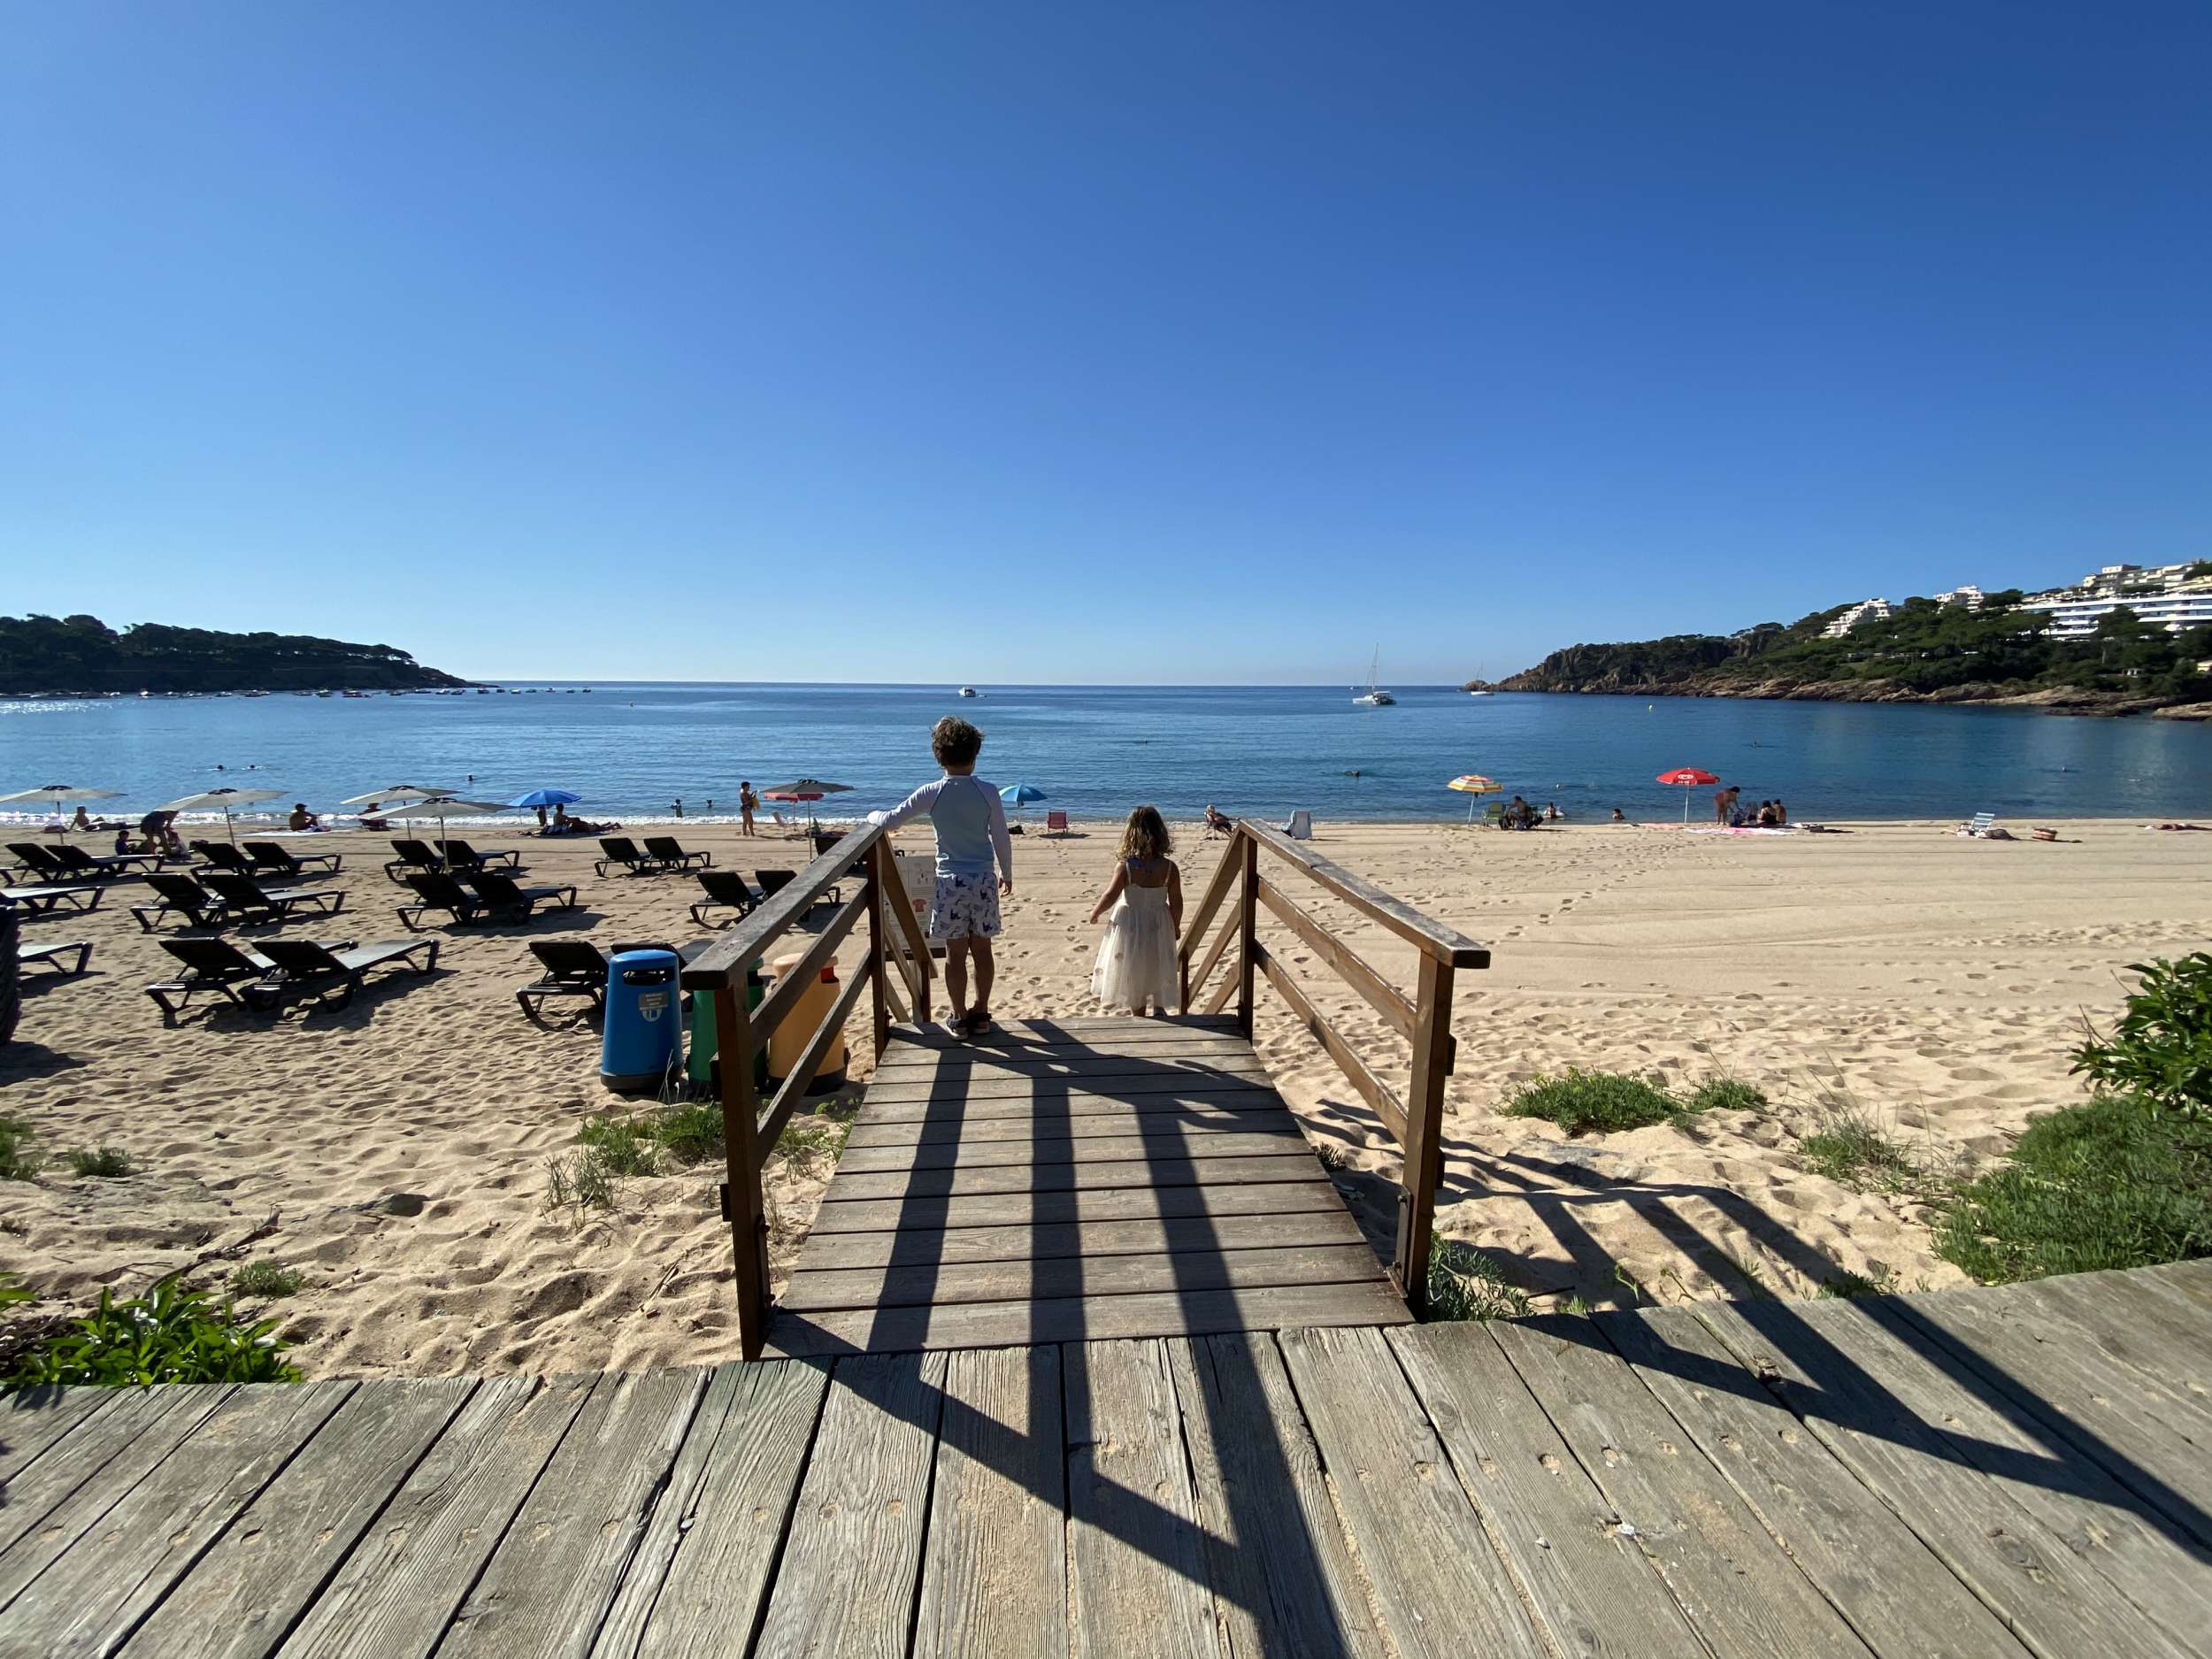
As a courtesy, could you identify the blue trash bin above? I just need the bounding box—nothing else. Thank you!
[602,949,681,1093]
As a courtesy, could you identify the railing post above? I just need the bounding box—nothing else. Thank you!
[1234,832,1259,1040]
[1393,954,1455,1313]
[713,980,772,1359]
[864,840,892,1061]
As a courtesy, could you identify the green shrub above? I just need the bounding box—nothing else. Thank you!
[229,1261,304,1300]
[1687,1077,1767,1114]
[1816,1266,1896,1299]
[1800,1108,1922,1193]
[2073,953,2212,1119]
[544,1150,618,1217]
[1426,1235,1533,1320]
[1936,1094,2212,1283]
[773,1118,852,1178]
[67,1146,133,1179]
[1503,1070,1682,1135]
[578,1116,659,1177]
[0,1118,35,1181]
[648,1102,725,1165]
[4,1277,300,1386]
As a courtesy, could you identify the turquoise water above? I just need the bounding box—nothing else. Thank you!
[3,684,2207,826]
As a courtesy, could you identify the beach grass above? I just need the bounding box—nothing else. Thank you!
[1686,1076,1768,1114]
[647,1102,726,1165]
[1425,1234,1534,1320]
[66,1146,133,1179]
[578,1115,659,1178]
[230,1261,305,1300]
[1936,1094,2212,1283]
[1800,1106,1924,1192]
[0,1118,34,1181]
[1503,1069,1684,1135]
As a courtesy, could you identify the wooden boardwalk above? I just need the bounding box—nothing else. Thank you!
[771,1014,1409,1357]
[4,1260,2209,1657]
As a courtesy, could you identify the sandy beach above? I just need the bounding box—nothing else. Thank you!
[4,814,2206,1378]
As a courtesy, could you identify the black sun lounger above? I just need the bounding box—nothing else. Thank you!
[468,871,578,919]
[594,835,666,877]
[132,872,226,932]
[200,872,348,926]
[6,843,66,881]
[515,939,610,1020]
[384,839,446,883]
[642,835,711,872]
[45,843,157,880]
[191,840,261,878]
[2,884,104,917]
[436,839,523,874]
[396,871,482,929]
[244,937,440,1012]
[143,935,349,1021]
[689,869,758,927]
[19,940,92,978]
[243,840,342,877]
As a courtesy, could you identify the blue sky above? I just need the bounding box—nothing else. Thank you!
[4,3,2207,683]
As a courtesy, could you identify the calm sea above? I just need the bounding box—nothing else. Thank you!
[3,684,2208,827]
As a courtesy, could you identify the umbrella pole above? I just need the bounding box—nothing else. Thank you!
[226,807,238,847]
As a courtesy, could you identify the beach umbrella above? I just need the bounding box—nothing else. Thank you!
[1655,766,1719,821]
[506,787,581,810]
[158,787,286,845]
[761,778,853,833]
[375,797,509,856]
[341,783,465,808]
[0,784,121,831]
[999,782,1047,825]
[1446,772,1502,824]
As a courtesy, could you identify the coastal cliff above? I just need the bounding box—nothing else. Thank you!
[1483,595,2212,717]
[0,615,470,695]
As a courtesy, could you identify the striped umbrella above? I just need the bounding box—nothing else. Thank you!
[1447,773,1502,823]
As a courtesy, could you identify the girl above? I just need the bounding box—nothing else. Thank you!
[1089,805,1184,1015]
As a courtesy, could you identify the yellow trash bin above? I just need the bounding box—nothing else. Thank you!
[766,950,849,1088]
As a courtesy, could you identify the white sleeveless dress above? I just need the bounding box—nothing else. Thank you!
[1091,863,1179,1012]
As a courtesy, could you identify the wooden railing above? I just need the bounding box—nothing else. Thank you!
[1178,820,1488,1313]
[680,820,932,1358]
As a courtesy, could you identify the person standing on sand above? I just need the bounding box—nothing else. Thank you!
[740,782,758,837]
[870,717,1014,1040]
[1715,785,1740,825]
[1088,806,1184,1016]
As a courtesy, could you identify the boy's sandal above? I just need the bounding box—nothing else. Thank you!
[963,1010,994,1038]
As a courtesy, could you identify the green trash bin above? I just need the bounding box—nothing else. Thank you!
[687,965,767,1094]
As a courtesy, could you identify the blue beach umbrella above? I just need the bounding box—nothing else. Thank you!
[508,788,582,809]
[999,782,1047,824]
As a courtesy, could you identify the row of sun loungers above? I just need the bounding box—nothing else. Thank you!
[382,839,524,883]
[143,935,440,1021]
[131,872,348,932]
[396,871,578,930]
[2,883,104,916]
[594,836,712,877]
[7,841,164,882]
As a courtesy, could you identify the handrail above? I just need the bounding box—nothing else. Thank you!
[681,818,933,1357]
[1177,819,1487,1312]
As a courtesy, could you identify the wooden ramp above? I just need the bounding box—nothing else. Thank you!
[769,1015,1410,1357]
[6,1262,2210,1657]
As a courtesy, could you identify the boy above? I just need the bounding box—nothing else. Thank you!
[871,717,1014,1037]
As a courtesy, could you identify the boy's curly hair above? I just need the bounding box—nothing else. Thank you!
[1118,804,1171,861]
[931,716,985,769]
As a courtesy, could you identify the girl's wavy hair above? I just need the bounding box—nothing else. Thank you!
[1118,804,1171,861]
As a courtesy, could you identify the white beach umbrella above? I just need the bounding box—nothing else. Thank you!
[374,797,508,856]
[341,783,466,808]
[159,787,287,845]
[0,784,122,832]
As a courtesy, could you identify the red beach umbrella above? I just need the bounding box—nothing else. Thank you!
[1655,766,1719,821]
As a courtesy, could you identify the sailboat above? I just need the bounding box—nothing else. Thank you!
[1467,658,1493,696]
[1352,648,1395,707]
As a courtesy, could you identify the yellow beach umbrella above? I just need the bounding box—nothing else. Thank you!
[1447,773,1502,823]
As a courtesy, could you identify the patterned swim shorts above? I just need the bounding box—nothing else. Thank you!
[928,872,1002,941]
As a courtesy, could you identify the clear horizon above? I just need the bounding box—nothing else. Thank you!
[5,4,2206,681]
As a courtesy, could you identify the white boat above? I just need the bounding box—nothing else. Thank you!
[957,687,979,698]
[1466,688,1492,697]
[1352,648,1395,707]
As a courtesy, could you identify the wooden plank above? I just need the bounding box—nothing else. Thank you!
[748,887,866,1042]
[781,1242,1390,1314]
[885,1019,1248,1056]
[1275,1325,1543,1658]
[836,1125,1305,1173]
[820,1149,1323,1203]
[1233,833,1258,1035]
[1599,1308,2034,1659]
[7,1381,356,1655]
[1168,1332,1389,1657]
[771,1279,1412,1358]
[1182,907,1240,1015]
[1064,1339,1215,1659]
[754,962,871,1155]
[1891,1282,2212,1547]
[1256,875,1417,1040]
[2142,1258,2212,1310]
[2015,1269,2212,1404]
[1253,941,1409,1144]
[793,1206,1371,1271]
[1176,841,1244,1005]
[857,1077,1278,1116]
[752,1351,946,1658]
[0,1387,117,1489]
[1393,952,1451,1309]
[859,1066,1272,1106]
[803,1176,1349,1234]
[913,1347,1066,1659]
[868,1048,1270,1082]
[681,822,879,989]
[117,1379,477,1659]
[439,1369,709,1658]
[1486,1315,1871,1659]
[1689,1296,2201,1659]
[278,1374,593,1659]
[1244,820,1490,967]
[0,1386,234,1601]
[1386,1323,1708,1659]
[846,1098,1294,1148]
[594,1360,831,1659]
